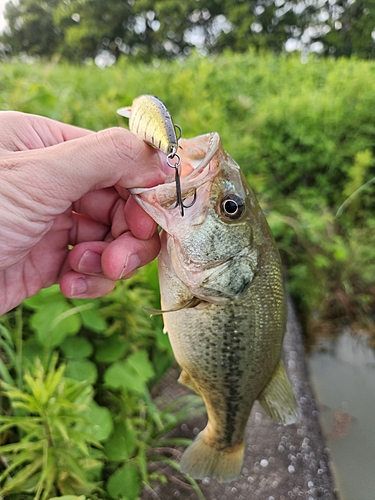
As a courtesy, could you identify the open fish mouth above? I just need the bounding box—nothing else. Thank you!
[129,132,222,213]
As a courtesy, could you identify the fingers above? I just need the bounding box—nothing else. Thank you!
[70,189,158,243]
[124,195,158,240]
[70,231,161,279]
[73,187,128,226]
[101,231,161,280]
[0,111,93,151]
[71,188,128,243]
[70,213,112,246]
[25,127,166,203]
[60,231,160,299]
[0,112,165,305]
[60,271,116,299]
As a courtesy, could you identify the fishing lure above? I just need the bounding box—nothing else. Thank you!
[117,95,196,216]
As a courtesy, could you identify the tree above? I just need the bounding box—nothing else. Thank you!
[321,0,375,58]
[1,0,62,57]
[1,0,375,61]
[53,0,135,61]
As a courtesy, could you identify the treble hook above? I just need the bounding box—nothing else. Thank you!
[174,124,182,142]
[167,147,197,217]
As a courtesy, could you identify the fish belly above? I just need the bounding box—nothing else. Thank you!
[166,298,282,443]
[159,245,287,482]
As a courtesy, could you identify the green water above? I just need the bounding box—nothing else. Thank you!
[308,329,375,500]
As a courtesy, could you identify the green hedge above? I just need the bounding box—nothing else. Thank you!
[2,52,374,208]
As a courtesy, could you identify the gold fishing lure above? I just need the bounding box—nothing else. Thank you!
[117,94,180,156]
[117,94,195,216]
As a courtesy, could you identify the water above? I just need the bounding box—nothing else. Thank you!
[308,328,375,500]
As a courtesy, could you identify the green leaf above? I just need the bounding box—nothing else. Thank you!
[22,337,43,364]
[155,324,172,352]
[65,359,97,384]
[49,496,86,500]
[126,350,155,383]
[0,358,13,385]
[23,284,61,309]
[104,361,146,395]
[104,422,136,462]
[314,254,330,269]
[152,350,172,381]
[0,457,43,495]
[80,307,107,333]
[95,336,128,363]
[31,301,82,347]
[333,246,348,262]
[70,298,107,332]
[84,402,114,442]
[61,337,94,359]
[107,463,141,500]
[0,324,14,346]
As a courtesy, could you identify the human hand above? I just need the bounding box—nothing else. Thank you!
[0,111,166,315]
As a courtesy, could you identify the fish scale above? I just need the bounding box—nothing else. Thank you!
[130,131,299,482]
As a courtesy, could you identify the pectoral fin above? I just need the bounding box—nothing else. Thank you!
[257,360,299,425]
[142,297,201,316]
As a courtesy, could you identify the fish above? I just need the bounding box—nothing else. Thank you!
[117,94,179,156]
[129,132,299,482]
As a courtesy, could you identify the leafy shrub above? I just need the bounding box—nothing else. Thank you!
[0,355,103,499]
[0,270,204,499]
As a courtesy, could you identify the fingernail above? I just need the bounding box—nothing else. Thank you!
[71,277,87,296]
[120,254,140,279]
[78,250,102,274]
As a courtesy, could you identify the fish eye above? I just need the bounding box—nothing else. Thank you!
[220,194,245,220]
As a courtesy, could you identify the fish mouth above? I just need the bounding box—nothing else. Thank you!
[129,132,223,229]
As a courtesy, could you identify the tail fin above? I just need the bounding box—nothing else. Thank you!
[180,431,245,482]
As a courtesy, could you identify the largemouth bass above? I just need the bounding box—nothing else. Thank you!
[130,132,298,482]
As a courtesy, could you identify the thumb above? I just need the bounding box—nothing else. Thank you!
[17,127,166,207]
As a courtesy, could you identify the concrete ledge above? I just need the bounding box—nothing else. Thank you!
[142,299,340,500]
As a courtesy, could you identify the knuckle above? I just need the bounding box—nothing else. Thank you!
[0,111,22,123]
[103,127,140,161]
[0,152,20,171]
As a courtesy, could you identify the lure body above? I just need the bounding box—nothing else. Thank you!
[117,94,178,155]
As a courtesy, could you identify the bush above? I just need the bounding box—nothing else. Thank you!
[0,272,204,499]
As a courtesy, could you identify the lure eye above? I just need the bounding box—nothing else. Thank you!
[220,194,245,220]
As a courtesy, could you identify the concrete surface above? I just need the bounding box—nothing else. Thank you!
[142,299,340,500]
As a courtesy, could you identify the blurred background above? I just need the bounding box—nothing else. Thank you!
[0,1,374,499]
